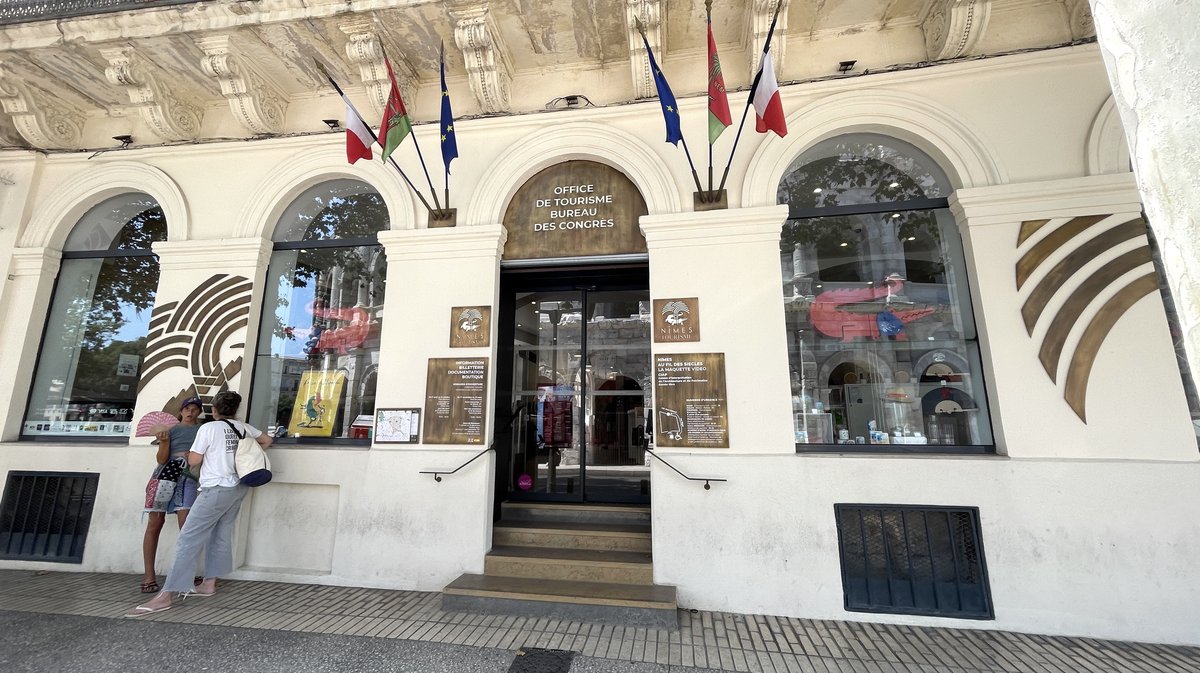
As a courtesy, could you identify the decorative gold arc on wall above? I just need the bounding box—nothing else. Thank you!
[139,273,252,412]
[1016,215,1158,422]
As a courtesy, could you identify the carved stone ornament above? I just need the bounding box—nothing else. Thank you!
[625,0,665,100]
[749,0,788,81]
[339,19,417,117]
[450,3,512,114]
[920,0,992,61]
[195,34,287,135]
[1061,0,1096,39]
[101,45,203,142]
[0,62,83,149]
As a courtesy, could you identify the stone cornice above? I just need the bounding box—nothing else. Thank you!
[339,18,417,117]
[748,0,787,80]
[920,0,992,61]
[196,33,288,135]
[101,45,203,142]
[0,60,83,149]
[9,246,61,277]
[949,173,1141,226]
[449,2,511,114]
[640,205,788,249]
[152,237,272,271]
[625,0,665,100]
[377,224,507,262]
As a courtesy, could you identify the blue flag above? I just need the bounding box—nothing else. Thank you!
[440,46,458,173]
[640,34,682,145]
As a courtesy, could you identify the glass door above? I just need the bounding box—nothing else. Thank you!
[496,269,651,504]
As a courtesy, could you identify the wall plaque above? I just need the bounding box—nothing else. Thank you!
[652,297,700,343]
[423,358,488,445]
[450,306,491,348]
[502,160,648,260]
[654,352,729,448]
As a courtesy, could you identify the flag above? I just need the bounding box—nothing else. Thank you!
[379,58,412,162]
[707,22,731,143]
[342,95,373,164]
[439,45,458,174]
[752,51,787,137]
[640,33,682,145]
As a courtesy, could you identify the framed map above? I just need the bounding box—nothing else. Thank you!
[375,408,421,444]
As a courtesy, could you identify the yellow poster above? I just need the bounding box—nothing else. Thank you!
[287,370,346,437]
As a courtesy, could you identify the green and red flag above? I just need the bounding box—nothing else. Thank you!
[707,19,732,144]
[379,58,412,162]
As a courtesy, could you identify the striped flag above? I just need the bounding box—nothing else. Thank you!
[707,20,731,143]
[752,51,786,137]
[342,95,373,164]
[379,58,412,162]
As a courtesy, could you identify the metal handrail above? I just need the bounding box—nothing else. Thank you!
[419,404,523,483]
[0,1,207,25]
[645,448,727,490]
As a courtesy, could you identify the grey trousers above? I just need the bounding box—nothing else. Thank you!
[162,483,248,593]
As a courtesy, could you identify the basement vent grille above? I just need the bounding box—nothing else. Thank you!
[834,504,993,619]
[0,471,100,564]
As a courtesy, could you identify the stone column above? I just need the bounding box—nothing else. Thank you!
[0,248,60,441]
[1089,0,1200,384]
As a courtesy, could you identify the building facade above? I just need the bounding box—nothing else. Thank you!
[1,0,1198,646]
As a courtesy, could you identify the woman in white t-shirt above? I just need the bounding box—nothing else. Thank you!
[126,390,271,617]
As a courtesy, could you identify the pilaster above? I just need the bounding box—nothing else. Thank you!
[0,247,61,441]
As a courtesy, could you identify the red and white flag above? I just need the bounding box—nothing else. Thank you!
[342,94,373,164]
[752,52,787,137]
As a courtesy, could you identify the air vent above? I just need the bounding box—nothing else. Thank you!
[0,471,100,563]
[834,504,993,619]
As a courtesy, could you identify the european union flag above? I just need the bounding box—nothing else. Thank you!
[641,34,682,146]
[440,45,458,173]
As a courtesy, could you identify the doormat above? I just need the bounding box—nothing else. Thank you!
[507,647,576,673]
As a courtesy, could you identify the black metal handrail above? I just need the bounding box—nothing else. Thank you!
[419,404,522,483]
[645,448,727,490]
[0,1,207,26]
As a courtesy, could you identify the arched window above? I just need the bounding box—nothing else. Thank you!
[249,179,388,443]
[778,134,993,450]
[23,194,166,438]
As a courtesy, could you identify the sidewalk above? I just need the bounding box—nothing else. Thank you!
[2,569,1198,673]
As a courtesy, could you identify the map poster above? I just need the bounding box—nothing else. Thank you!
[375,408,421,444]
[287,370,346,437]
[653,352,729,448]
[423,358,488,445]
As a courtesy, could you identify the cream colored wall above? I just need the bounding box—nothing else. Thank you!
[0,44,1196,640]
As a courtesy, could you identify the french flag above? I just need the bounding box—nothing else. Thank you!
[341,94,373,164]
[752,52,787,137]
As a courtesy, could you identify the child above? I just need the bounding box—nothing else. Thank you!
[139,396,203,593]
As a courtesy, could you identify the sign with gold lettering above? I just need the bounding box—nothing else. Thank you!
[502,160,648,260]
[423,358,488,444]
[450,306,491,348]
[652,297,700,343]
[654,353,728,448]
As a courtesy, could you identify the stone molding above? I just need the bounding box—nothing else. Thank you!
[449,2,511,114]
[339,18,417,117]
[19,160,189,248]
[196,33,288,135]
[748,0,787,81]
[625,0,665,100]
[100,45,203,142]
[640,205,787,250]
[8,247,61,278]
[1061,0,1096,39]
[0,61,83,149]
[949,173,1141,227]
[1085,95,1130,176]
[920,0,992,61]
[377,224,507,262]
[152,237,273,272]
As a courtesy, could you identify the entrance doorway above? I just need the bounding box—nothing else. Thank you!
[494,266,651,504]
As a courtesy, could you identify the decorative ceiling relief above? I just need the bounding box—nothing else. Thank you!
[101,45,203,142]
[138,274,253,412]
[449,2,512,113]
[1061,0,1096,39]
[196,33,288,135]
[625,0,665,100]
[339,18,417,117]
[0,61,83,149]
[920,0,992,61]
[1016,214,1157,422]
[748,0,787,80]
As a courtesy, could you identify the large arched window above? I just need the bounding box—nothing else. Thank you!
[249,179,388,443]
[778,134,993,450]
[23,194,166,438]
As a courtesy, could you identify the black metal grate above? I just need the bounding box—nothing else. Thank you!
[0,472,100,563]
[834,504,993,619]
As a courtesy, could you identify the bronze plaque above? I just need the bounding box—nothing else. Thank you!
[423,357,488,445]
[449,306,491,348]
[654,352,729,448]
[502,160,649,260]
[652,297,700,343]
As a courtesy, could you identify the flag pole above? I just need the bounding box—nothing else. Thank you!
[717,0,782,194]
[706,0,714,193]
[442,41,450,210]
[317,61,434,213]
[379,45,442,210]
[636,19,704,196]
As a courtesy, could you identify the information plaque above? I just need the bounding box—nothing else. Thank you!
[653,352,729,448]
[423,358,488,445]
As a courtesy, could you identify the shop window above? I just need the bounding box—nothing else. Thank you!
[22,194,166,439]
[778,134,993,450]
[249,179,388,443]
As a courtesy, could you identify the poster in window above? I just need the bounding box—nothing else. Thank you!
[287,370,346,437]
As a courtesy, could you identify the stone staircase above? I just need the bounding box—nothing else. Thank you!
[442,502,678,627]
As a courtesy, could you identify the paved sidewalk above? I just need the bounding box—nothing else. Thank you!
[2,570,1198,673]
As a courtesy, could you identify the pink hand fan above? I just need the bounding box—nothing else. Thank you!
[136,411,179,437]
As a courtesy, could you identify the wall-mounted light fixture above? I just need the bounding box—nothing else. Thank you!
[111,134,133,148]
[545,94,595,110]
[322,119,340,130]
[838,60,857,74]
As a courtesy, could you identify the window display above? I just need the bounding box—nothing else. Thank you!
[248,179,387,442]
[22,194,166,438]
[777,134,993,448]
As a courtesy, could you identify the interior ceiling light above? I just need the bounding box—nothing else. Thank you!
[891,213,901,218]
[889,182,900,188]
[839,242,849,247]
